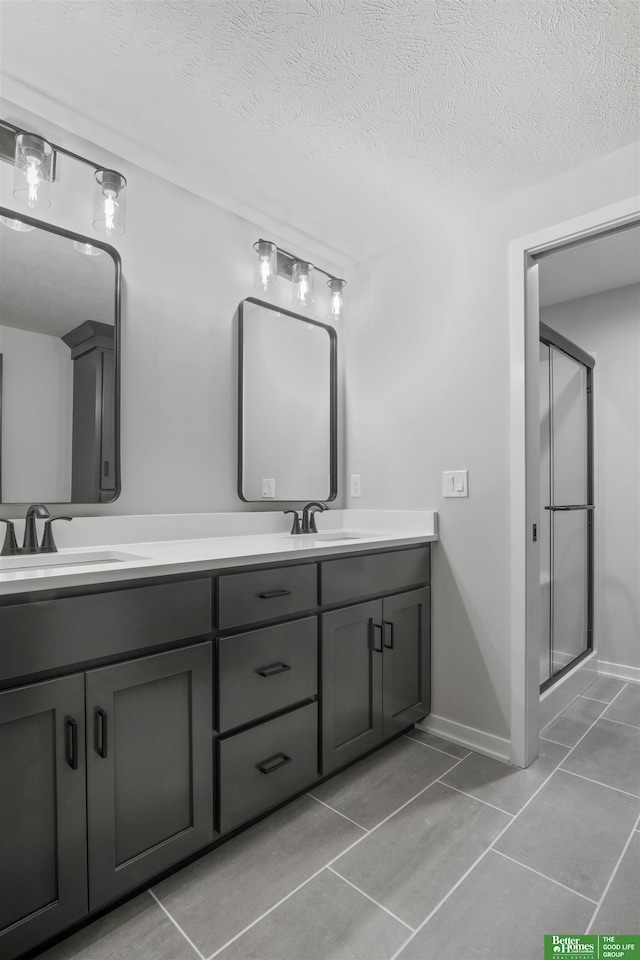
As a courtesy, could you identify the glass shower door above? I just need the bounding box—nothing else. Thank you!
[540,323,594,690]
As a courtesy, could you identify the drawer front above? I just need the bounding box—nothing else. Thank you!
[218,564,317,629]
[0,579,213,683]
[218,617,317,732]
[320,547,430,606]
[218,702,318,834]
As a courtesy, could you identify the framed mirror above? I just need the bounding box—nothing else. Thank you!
[238,297,337,503]
[0,207,120,504]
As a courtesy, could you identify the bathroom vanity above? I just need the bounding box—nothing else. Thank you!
[0,526,433,959]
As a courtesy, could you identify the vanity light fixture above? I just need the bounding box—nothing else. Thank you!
[252,238,346,318]
[1,119,127,237]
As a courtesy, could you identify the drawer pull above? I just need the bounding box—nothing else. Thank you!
[66,717,79,770]
[256,752,292,775]
[95,707,108,759]
[383,621,394,650]
[256,662,292,678]
[257,589,293,599]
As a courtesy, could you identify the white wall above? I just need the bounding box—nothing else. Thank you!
[347,142,640,746]
[542,283,640,673]
[0,100,347,518]
[0,324,72,502]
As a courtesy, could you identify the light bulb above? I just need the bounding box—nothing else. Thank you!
[327,278,346,322]
[94,169,127,236]
[13,133,53,210]
[253,240,277,290]
[292,261,314,307]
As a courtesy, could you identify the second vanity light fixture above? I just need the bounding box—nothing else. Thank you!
[1,119,127,237]
[253,239,346,321]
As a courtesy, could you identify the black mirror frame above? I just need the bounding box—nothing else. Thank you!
[0,205,122,505]
[237,296,338,503]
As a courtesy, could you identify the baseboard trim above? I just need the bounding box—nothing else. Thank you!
[415,714,511,764]
[598,660,640,684]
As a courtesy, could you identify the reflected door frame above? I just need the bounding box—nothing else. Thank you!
[509,197,640,768]
[539,321,595,692]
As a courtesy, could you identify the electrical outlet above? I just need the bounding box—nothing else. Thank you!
[261,478,275,499]
[350,474,362,498]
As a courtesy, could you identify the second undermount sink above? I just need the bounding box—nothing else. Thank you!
[0,550,148,573]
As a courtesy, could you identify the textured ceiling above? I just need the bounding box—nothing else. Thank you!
[1,0,638,262]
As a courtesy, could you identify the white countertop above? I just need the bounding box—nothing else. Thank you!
[0,510,438,596]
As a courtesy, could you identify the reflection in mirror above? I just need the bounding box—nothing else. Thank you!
[0,207,120,503]
[238,297,337,503]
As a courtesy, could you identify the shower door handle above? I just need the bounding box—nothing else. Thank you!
[544,505,595,511]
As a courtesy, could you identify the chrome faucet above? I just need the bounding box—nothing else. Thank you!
[301,502,327,534]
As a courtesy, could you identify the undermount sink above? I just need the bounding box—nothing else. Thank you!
[286,532,365,543]
[0,550,148,573]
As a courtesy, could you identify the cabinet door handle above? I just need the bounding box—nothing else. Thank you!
[103,460,109,477]
[256,662,292,678]
[383,621,394,650]
[371,623,383,653]
[256,752,292,775]
[257,589,292,599]
[95,707,108,759]
[66,717,79,770]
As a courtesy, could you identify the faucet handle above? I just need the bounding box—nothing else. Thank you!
[40,517,72,554]
[0,519,19,556]
[284,510,301,535]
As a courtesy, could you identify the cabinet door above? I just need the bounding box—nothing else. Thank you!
[0,675,87,960]
[320,600,383,775]
[382,587,430,739]
[86,643,214,910]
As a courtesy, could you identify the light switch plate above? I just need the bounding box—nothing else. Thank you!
[261,478,275,498]
[443,470,468,498]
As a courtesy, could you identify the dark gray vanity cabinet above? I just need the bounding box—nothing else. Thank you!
[320,548,431,775]
[85,643,214,909]
[0,675,88,960]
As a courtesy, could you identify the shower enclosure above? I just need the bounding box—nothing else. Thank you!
[539,322,594,690]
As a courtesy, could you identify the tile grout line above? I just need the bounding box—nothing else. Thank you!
[598,715,640,732]
[557,766,640,800]
[306,793,369,831]
[577,694,612,704]
[204,752,468,960]
[403,733,472,760]
[148,888,207,960]
[539,735,573,747]
[435,779,515,818]
[327,866,416,933]
[388,680,631,960]
[585,809,640,934]
[492,849,598,904]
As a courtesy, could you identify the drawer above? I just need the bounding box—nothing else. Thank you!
[218,701,318,834]
[0,579,213,683]
[320,547,430,606]
[218,617,317,732]
[218,564,317,629]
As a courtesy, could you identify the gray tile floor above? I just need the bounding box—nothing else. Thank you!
[39,678,640,960]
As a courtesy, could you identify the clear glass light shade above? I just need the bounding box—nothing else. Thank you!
[93,169,126,237]
[13,133,53,210]
[254,240,277,290]
[292,261,314,307]
[73,240,103,256]
[327,278,346,321]
[0,215,35,232]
